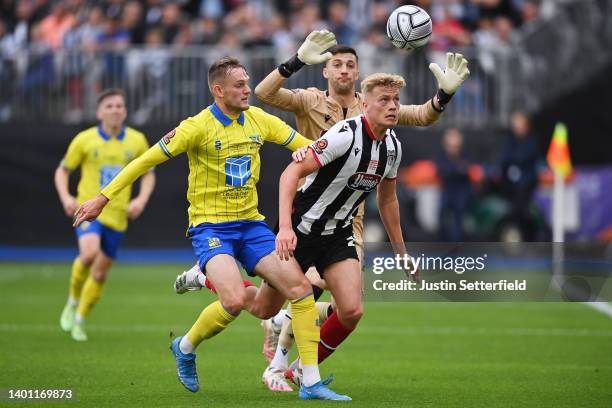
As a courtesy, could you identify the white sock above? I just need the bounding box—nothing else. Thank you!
[179,336,194,354]
[301,365,321,387]
[75,313,84,325]
[272,309,286,327]
[289,359,299,371]
[68,297,78,307]
[270,344,290,369]
[196,272,206,287]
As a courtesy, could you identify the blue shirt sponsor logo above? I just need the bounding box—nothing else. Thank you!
[100,165,123,188]
[225,156,252,187]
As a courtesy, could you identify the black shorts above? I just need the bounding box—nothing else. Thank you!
[293,226,359,275]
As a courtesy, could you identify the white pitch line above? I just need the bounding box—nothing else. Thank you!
[582,301,612,318]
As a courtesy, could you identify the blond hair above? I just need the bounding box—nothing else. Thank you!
[360,73,406,94]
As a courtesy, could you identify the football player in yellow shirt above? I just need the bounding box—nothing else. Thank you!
[73,57,350,400]
[55,89,156,341]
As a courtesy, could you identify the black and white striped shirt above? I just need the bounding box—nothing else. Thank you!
[292,115,402,236]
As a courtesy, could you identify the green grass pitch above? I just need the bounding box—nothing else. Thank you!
[1,262,611,407]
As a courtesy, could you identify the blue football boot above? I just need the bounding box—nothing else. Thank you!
[170,336,199,392]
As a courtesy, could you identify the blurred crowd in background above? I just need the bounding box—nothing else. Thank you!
[2,0,610,244]
[0,0,539,57]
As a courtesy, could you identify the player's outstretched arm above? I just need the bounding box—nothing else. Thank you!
[73,193,108,227]
[73,145,169,227]
[398,52,470,127]
[277,149,320,261]
[254,30,336,112]
[429,52,470,109]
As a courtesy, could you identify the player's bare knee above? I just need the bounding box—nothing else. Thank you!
[79,252,97,266]
[220,293,246,315]
[338,304,363,328]
[91,270,107,283]
[284,279,312,301]
[251,305,278,320]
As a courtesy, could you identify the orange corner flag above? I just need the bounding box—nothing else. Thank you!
[546,123,572,177]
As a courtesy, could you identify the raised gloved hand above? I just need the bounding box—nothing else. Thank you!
[428,52,470,105]
[297,30,337,65]
[278,30,337,77]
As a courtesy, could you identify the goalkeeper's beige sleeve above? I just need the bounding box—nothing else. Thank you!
[254,69,308,113]
[398,100,441,127]
[101,145,169,200]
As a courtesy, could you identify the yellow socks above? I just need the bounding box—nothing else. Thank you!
[185,301,236,349]
[76,277,104,321]
[68,258,90,302]
[288,294,319,366]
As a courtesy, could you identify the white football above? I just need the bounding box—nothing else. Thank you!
[386,5,433,51]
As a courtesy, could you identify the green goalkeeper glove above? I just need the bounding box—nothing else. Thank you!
[428,52,470,106]
[279,30,337,78]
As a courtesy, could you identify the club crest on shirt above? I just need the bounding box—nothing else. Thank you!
[387,151,397,164]
[347,172,382,192]
[162,129,176,144]
[249,134,262,144]
[313,138,328,154]
[208,237,222,249]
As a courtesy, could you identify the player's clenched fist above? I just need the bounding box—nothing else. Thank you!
[73,194,109,227]
[276,226,297,261]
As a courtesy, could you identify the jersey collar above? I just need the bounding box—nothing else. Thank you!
[97,125,126,141]
[210,102,245,127]
[361,115,379,141]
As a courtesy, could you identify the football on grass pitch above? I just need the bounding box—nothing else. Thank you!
[386,5,432,51]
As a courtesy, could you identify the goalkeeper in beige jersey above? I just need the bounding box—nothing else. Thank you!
[252,30,470,392]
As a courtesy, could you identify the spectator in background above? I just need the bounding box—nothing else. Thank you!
[288,2,326,39]
[62,5,106,121]
[144,0,164,28]
[11,0,37,51]
[20,22,54,114]
[498,110,541,240]
[267,13,294,59]
[520,0,539,25]
[326,0,355,45]
[192,16,221,45]
[160,2,182,44]
[473,0,521,27]
[97,12,129,88]
[122,0,146,44]
[130,26,169,124]
[436,128,473,241]
[199,0,225,19]
[38,0,76,49]
[0,16,16,120]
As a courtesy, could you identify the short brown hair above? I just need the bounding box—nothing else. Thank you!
[208,56,247,92]
[328,45,358,62]
[97,88,126,106]
[360,73,406,94]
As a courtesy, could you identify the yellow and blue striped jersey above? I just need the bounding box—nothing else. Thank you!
[157,103,310,226]
[62,125,149,231]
